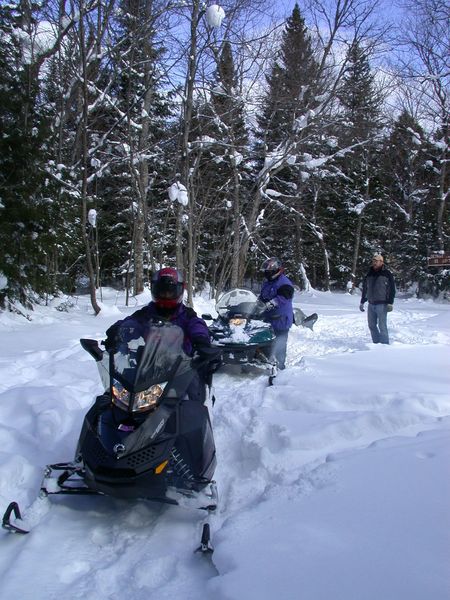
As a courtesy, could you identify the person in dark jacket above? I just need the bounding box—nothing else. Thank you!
[258,257,294,369]
[360,254,396,344]
[105,267,212,402]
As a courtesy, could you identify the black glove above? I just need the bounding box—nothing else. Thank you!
[103,336,116,351]
[192,337,212,353]
[193,342,222,360]
[104,321,121,351]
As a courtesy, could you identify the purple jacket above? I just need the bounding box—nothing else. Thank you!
[105,302,210,356]
[259,272,294,332]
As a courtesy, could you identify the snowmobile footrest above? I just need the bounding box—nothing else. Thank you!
[2,502,29,534]
[40,462,100,495]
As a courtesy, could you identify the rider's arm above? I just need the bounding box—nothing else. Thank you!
[277,284,294,301]
[183,307,211,347]
[104,307,149,350]
[387,271,396,304]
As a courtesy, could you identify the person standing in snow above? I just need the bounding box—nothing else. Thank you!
[359,254,396,344]
[104,267,215,403]
[258,257,294,370]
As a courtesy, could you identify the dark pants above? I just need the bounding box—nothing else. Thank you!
[271,330,290,369]
[367,303,389,344]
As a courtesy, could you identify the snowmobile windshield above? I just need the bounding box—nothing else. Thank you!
[216,288,265,319]
[111,321,191,393]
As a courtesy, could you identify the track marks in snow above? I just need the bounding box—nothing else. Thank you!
[287,308,444,365]
[211,305,449,554]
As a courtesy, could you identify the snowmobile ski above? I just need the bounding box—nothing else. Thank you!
[2,492,51,535]
[195,522,214,554]
[2,502,29,534]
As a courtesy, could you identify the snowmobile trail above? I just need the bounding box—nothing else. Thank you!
[0,363,269,599]
[1,493,218,600]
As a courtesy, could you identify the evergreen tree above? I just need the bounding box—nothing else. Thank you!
[113,0,174,290]
[379,111,429,289]
[189,39,250,291]
[252,3,326,286]
[0,3,59,307]
[337,42,381,145]
[331,40,385,288]
[69,0,176,293]
[257,3,320,150]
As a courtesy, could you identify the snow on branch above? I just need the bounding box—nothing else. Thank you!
[260,189,324,240]
[168,182,189,206]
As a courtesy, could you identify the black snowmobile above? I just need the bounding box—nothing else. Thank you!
[2,321,222,552]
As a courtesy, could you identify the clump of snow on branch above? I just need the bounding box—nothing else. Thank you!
[88,209,97,227]
[0,272,8,290]
[168,182,188,207]
[205,5,225,27]
[265,189,282,197]
[231,151,243,166]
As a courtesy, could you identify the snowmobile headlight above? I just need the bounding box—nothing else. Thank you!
[111,380,131,411]
[112,379,167,413]
[134,382,167,412]
[229,317,245,326]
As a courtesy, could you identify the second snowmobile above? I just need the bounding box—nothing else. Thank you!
[203,289,318,383]
[203,288,278,381]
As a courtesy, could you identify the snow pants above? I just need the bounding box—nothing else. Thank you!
[271,330,290,370]
[367,303,389,344]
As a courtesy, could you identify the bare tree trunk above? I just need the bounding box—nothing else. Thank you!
[186,197,195,306]
[133,0,158,295]
[133,207,145,295]
[180,0,202,306]
[351,155,369,289]
[436,141,448,251]
[311,186,330,291]
[176,204,184,271]
[230,167,242,287]
[298,263,312,291]
[79,1,100,314]
[351,213,363,288]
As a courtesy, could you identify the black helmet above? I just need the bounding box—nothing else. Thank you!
[151,267,185,309]
[261,257,282,280]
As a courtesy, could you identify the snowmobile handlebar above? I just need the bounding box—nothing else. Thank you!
[80,338,104,362]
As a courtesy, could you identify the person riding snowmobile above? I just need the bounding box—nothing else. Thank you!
[258,257,294,370]
[105,267,215,403]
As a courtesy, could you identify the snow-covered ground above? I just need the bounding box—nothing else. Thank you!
[0,288,449,600]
